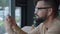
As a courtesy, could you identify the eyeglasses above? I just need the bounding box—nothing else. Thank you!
[35,7,51,11]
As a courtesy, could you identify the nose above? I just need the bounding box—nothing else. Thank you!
[34,10,38,15]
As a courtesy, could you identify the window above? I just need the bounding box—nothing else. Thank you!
[0,0,9,34]
[0,0,22,33]
[15,7,21,27]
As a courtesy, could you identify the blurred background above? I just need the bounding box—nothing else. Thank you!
[0,0,60,34]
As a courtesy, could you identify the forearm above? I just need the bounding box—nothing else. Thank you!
[12,25,27,34]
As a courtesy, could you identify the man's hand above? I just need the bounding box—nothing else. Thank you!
[5,15,17,32]
[5,15,27,34]
[4,15,18,34]
[5,15,17,27]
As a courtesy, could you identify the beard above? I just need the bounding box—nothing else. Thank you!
[36,17,46,23]
[34,16,46,27]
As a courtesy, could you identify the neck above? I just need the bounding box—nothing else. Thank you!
[44,15,56,24]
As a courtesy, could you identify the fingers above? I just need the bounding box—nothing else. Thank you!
[5,15,17,26]
[6,15,11,22]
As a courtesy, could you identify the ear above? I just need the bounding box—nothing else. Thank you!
[47,8,53,16]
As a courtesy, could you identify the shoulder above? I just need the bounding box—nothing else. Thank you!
[46,19,60,34]
[50,18,60,30]
[53,18,60,26]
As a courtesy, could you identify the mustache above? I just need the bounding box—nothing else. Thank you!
[34,14,39,17]
[34,14,39,20]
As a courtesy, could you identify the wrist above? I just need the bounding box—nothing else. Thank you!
[12,24,21,32]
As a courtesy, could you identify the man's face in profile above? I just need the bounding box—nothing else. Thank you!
[34,1,51,23]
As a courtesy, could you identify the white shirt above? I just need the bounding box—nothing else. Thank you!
[28,19,60,34]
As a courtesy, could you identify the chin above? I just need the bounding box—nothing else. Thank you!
[35,17,46,23]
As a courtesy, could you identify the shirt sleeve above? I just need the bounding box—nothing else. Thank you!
[28,23,43,34]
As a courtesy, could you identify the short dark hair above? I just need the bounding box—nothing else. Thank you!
[34,0,59,18]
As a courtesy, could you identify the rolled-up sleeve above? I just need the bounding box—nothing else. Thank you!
[28,23,43,34]
[28,27,40,34]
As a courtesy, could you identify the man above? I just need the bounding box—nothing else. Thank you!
[4,0,60,34]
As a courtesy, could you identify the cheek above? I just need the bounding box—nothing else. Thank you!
[37,10,48,17]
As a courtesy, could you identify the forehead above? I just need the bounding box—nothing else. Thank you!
[36,1,50,7]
